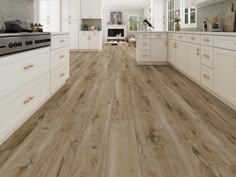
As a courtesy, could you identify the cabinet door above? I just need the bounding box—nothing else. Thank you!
[48,0,60,20]
[187,43,201,82]
[79,35,90,49]
[61,0,70,20]
[48,19,60,32]
[214,48,236,106]
[151,39,167,62]
[91,0,102,18]
[175,41,187,73]
[70,20,80,49]
[39,0,49,20]
[81,0,91,18]
[90,32,101,50]
[168,40,176,65]
[70,0,80,20]
[61,20,70,32]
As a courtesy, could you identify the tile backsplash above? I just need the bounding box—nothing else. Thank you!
[183,0,236,31]
[0,0,34,22]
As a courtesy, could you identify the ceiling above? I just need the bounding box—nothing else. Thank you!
[102,0,149,9]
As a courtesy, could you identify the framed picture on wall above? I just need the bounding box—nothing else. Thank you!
[110,12,122,25]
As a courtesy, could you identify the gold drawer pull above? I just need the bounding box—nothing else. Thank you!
[203,54,210,58]
[203,74,210,80]
[197,48,201,56]
[143,43,148,46]
[60,40,65,43]
[191,37,195,40]
[24,96,34,104]
[60,73,65,77]
[142,55,148,57]
[203,38,210,42]
[60,55,65,59]
[24,64,34,70]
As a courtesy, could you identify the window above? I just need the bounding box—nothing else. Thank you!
[182,1,197,28]
[128,15,139,31]
[167,0,175,31]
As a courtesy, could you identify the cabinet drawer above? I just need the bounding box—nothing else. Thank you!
[139,33,151,39]
[214,36,236,50]
[0,73,50,143]
[168,33,175,40]
[175,33,187,41]
[138,39,150,50]
[51,63,70,94]
[201,65,214,90]
[138,50,150,62]
[201,46,214,68]
[80,31,90,36]
[151,33,167,39]
[51,47,70,71]
[201,35,214,46]
[51,35,69,50]
[89,31,101,36]
[187,34,201,44]
[0,49,50,92]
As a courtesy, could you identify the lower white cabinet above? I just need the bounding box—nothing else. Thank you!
[187,43,201,82]
[79,31,102,50]
[214,48,236,105]
[151,39,167,62]
[51,34,70,94]
[137,32,167,64]
[175,41,187,72]
[168,40,176,65]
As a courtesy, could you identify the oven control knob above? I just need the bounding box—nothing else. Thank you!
[14,43,18,47]
[9,43,14,48]
[18,42,22,47]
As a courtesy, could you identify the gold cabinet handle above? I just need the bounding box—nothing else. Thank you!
[60,40,65,43]
[60,55,65,59]
[60,73,65,77]
[197,48,201,56]
[203,38,210,42]
[24,64,34,70]
[203,74,210,80]
[203,54,210,58]
[191,37,195,40]
[24,96,34,104]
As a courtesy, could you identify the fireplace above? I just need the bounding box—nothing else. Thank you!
[106,25,127,41]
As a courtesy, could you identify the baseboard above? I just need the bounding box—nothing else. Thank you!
[137,61,169,65]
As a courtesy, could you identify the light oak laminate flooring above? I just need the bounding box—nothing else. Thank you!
[0,45,236,177]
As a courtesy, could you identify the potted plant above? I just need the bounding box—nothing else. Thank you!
[175,16,181,31]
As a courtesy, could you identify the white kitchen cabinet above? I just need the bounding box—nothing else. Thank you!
[81,0,102,19]
[168,40,176,65]
[79,32,102,50]
[175,41,187,73]
[61,0,80,49]
[39,0,60,32]
[151,39,167,62]
[214,48,236,106]
[187,43,201,81]
[185,0,196,8]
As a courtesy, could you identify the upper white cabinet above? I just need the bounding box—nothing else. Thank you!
[185,0,196,8]
[61,0,80,49]
[214,48,236,106]
[187,43,201,82]
[81,0,102,19]
[195,0,226,8]
[39,0,60,32]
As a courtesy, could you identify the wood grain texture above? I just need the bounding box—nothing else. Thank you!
[0,45,236,177]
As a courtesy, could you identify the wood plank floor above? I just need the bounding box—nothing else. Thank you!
[0,45,236,177]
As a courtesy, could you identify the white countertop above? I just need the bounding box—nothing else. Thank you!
[135,30,236,36]
[50,32,69,36]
